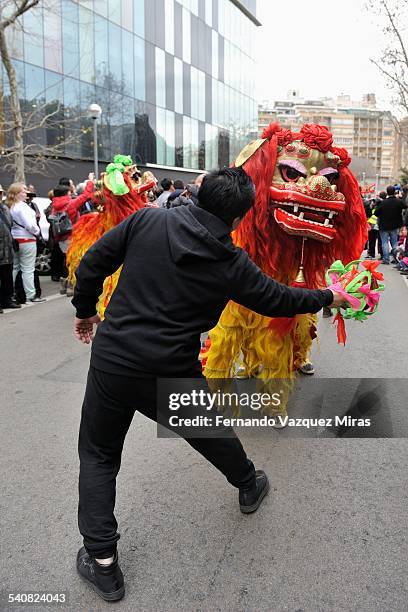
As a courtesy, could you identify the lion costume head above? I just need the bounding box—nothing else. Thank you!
[233,122,367,288]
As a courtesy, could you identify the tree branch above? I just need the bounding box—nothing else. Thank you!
[381,0,408,68]
[0,0,41,30]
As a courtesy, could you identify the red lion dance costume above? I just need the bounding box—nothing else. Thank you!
[204,123,367,415]
[67,154,155,317]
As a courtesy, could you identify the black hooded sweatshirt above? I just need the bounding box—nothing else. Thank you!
[72,205,333,377]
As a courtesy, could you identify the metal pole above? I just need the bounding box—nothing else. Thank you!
[93,118,98,177]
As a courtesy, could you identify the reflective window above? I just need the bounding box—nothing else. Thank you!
[44,70,64,148]
[110,91,124,153]
[156,106,166,165]
[121,0,133,32]
[183,115,191,168]
[134,36,145,101]
[190,0,198,16]
[44,11,62,72]
[62,0,79,79]
[4,0,260,170]
[95,15,109,79]
[198,69,205,122]
[205,0,212,26]
[205,123,217,169]
[122,29,134,98]
[123,95,135,152]
[211,77,218,126]
[133,0,145,39]
[108,22,122,91]
[23,7,44,67]
[165,0,174,55]
[182,8,191,64]
[108,0,121,25]
[190,66,198,119]
[79,6,95,83]
[155,47,166,108]
[45,70,63,104]
[190,117,199,168]
[166,109,175,166]
[5,21,23,60]
[174,57,183,115]
[94,0,108,18]
[25,64,45,103]
[63,76,80,157]
[25,64,46,147]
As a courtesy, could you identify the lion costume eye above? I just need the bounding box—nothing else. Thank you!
[280,165,304,183]
[319,168,339,184]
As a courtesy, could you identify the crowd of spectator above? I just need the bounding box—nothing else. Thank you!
[363,185,408,273]
[0,170,207,313]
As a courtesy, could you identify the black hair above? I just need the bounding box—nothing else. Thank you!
[386,185,395,196]
[379,191,387,200]
[197,167,255,226]
[53,185,70,197]
[59,177,71,186]
[173,179,184,190]
[161,178,173,191]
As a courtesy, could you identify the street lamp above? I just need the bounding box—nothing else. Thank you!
[87,103,102,177]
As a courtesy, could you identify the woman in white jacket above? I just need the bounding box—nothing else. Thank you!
[7,183,45,303]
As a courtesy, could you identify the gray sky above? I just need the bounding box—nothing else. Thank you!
[254,0,394,110]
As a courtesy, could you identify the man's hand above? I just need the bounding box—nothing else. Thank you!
[74,315,101,344]
[328,290,349,310]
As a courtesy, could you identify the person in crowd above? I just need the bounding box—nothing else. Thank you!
[140,172,159,206]
[366,198,383,260]
[185,183,199,205]
[156,178,175,208]
[44,189,65,282]
[72,167,347,602]
[0,185,21,312]
[168,182,199,208]
[375,186,407,264]
[59,176,76,196]
[166,179,185,208]
[7,183,45,304]
[50,176,95,295]
[75,183,95,216]
[14,185,43,301]
[194,173,207,187]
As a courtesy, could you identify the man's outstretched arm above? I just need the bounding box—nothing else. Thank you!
[229,250,345,317]
[72,213,138,320]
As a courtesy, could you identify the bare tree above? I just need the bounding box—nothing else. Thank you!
[0,0,41,181]
[369,1,408,122]
[0,96,86,176]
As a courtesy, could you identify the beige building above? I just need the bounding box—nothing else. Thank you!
[258,93,402,188]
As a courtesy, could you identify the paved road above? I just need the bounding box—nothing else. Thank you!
[1,266,407,612]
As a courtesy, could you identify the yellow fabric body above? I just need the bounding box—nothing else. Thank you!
[204,302,317,414]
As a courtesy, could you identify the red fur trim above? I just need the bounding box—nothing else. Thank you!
[333,312,347,345]
[300,124,333,153]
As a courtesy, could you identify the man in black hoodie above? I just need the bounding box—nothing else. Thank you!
[72,168,344,602]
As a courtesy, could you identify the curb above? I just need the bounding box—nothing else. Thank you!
[1,292,66,315]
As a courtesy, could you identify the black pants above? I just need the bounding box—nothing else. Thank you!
[78,367,255,558]
[0,263,13,306]
[50,242,66,278]
[368,229,382,258]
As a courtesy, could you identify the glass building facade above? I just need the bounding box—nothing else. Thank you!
[1,0,259,172]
